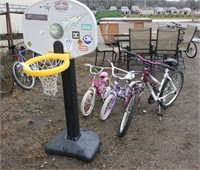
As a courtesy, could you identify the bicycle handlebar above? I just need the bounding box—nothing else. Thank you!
[107,60,139,80]
[123,50,176,71]
[84,63,111,75]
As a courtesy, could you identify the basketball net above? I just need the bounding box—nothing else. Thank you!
[39,74,58,96]
[30,58,64,96]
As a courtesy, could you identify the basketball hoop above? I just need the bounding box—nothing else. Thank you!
[22,52,70,96]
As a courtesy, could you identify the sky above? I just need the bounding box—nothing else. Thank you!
[1,0,41,5]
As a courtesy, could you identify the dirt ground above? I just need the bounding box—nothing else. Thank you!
[1,44,200,169]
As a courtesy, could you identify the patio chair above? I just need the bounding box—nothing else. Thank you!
[95,25,119,66]
[144,22,159,39]
[154,27,180,64]
[126,27,153,70]
[178,25,197,57]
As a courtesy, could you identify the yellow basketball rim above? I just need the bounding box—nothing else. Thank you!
[23,52,71,77]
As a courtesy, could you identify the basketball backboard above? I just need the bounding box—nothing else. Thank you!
[22,0,97,58]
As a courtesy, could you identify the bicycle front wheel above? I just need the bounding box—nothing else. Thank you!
[118,89,140,138]
[185,41,197,58]
[160,71,184,108]
[0,64,13,94]
[12,61,35,90]
[80,89,96,116]
[100,93,115,120]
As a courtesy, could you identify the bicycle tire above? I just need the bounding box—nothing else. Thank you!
[80,89,96,116]
[118,89,140,138]
[0,63,13,94]
[160,71,184,109]
[12,61,35,90]
[185,41,197,58]
[100,93,115,120]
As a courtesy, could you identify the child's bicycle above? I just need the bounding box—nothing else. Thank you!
[118,50,184,137]
[80,64,112,117]
[100,60,140,120]
[9,44,39,90]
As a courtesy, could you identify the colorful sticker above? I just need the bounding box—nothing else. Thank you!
[27,41,32,47]
[77,39,83,45]
[78,45,88,51]
[65,39,72,50]
[54,1,68,11]
[83,35,92,44]
[39,3,51,11]
[60,13,86,31]
[81,24,92,30]
[72,31,80,39]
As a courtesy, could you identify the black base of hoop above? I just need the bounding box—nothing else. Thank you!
[45,129,101,162]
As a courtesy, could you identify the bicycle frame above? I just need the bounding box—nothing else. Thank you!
[91,75,107,95]
[12,48,30,62]
[107,60,137,109]
[141,67,177,103]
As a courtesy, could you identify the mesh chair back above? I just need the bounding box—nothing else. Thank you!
[129,27,152,54]
[155,27,180,55]
[144,22,159,39]
[179,25,197,51]
[97,25,105,45]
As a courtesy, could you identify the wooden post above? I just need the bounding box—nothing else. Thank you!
[6,3,13,46]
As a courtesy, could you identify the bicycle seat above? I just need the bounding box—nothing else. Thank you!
[8,45,16,50]
[164,58,178,67]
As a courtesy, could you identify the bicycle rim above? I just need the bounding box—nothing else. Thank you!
[12,61,35,90]
[160,71,184,108]
[0,64,13,94]
[80,89,96,116]
[185,41,197,58]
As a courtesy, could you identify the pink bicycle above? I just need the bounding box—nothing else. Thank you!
[80,64,112,117]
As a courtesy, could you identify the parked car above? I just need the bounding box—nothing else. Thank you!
[131,6,141,14]
[180,7,192,15]
[154,7,165,14]
[120,6,130,15]
[96,5,105,12]
[109,6,117,11]
[166,7,179,14]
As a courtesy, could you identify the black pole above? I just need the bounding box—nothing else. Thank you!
[62,59,80,140]
[54,41,80,140]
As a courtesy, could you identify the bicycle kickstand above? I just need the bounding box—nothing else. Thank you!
[155,103,163,120]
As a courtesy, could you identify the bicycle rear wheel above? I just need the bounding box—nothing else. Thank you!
[118,89,140,138]
[12,61,35,90]
[160,71,184,108]
[185,41,197,58]
[80,89,96,116]
[100,93,115,120]
[0,63,13,94]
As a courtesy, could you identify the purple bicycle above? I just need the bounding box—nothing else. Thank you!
[100,60,140,120]
[118,50,184,137]
[80,64,112,117]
